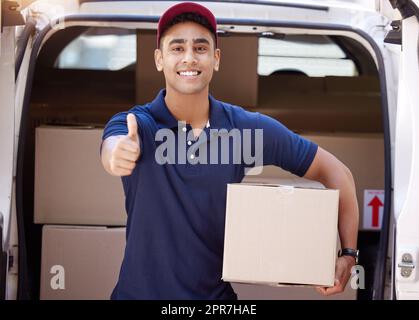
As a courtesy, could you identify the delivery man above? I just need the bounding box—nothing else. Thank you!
[100,2,359,300]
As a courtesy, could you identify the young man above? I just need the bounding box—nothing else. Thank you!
[100,2,359,300]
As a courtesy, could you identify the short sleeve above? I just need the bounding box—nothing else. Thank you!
[103,111,129,140]
[258,113,318,177]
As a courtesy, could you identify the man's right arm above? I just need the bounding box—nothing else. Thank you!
[101,113,141,177]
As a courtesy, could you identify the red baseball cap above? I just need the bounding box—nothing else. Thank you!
[157,2,218,48]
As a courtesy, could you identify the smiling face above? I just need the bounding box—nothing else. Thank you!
[154,21,220,96]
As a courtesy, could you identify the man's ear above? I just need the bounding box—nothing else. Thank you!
[214,48,221,72]
[154,48,163,72]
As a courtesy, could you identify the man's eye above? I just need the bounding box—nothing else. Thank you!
[196,46,207,52]
[172,47,183,52]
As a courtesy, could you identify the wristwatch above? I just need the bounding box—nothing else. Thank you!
[338,248,359,264]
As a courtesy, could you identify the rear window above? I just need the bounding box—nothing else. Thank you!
[258,35,359,77]
[55,27,136,71]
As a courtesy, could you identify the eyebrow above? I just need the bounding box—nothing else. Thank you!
[168,38,211,46]
[168,38,186,46]
[193,38,210,45]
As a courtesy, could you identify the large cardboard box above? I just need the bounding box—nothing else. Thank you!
[245,133,385,231]
[226,177,357,300]
[34,126,126,226]
[222,182,339,287]
[40,225,126,300]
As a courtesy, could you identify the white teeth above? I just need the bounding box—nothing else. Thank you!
[179,71,198,76]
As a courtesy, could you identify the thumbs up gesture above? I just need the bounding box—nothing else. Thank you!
[108,113,141,176]
[127,113,140,145]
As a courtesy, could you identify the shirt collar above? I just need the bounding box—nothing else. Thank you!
[149,89,233,131]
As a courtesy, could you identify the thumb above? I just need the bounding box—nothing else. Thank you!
[127,113,138,140]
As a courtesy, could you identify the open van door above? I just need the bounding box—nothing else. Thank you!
[0,0,32,299]
[0,0,19,300]
[0,0,22,300]
[389,0,419,300]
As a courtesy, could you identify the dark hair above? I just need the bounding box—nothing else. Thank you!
[160,12,216,49]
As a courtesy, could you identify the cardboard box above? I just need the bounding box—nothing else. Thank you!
[222,182,339,287]
[245,133,385,231]
[136,31,258,107]
[34,126,126,226]
[255,75,382,133]
[40,225,126,300]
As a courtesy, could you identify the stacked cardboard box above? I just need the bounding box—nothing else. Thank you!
[35,126,127,299]
[40,225,125,300]
[34,126,126,226]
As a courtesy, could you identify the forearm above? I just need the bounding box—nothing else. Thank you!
[318,164,359,249]
[304,147,359,249]
[336,168,359,249]
[305,148,359,294]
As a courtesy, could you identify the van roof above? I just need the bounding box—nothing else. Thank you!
[22,0,379,17]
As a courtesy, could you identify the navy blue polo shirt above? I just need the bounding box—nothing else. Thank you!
[101,89,318,300]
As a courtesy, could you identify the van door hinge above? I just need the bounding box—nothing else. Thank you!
[398,253,415,278]
[1,1,25,31]
[384,20,402,45]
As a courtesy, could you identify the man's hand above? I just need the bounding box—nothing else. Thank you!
[105,113,141,176]
[315,256,356,296]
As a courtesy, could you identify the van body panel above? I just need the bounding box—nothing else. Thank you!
[394,14,419,299]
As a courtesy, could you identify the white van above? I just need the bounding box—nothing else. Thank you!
[0,0,418,300]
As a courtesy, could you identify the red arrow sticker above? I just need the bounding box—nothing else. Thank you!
[363,190,385,230]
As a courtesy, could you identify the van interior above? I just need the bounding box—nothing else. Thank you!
[18,25,384,300]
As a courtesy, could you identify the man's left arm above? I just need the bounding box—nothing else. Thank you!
[303,146,359,296]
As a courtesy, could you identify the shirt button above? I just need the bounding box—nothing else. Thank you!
[187,141,192,146]
[190,154,195,160]
[182,127,187,132]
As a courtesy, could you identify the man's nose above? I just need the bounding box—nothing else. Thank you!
[182,47,198,65]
